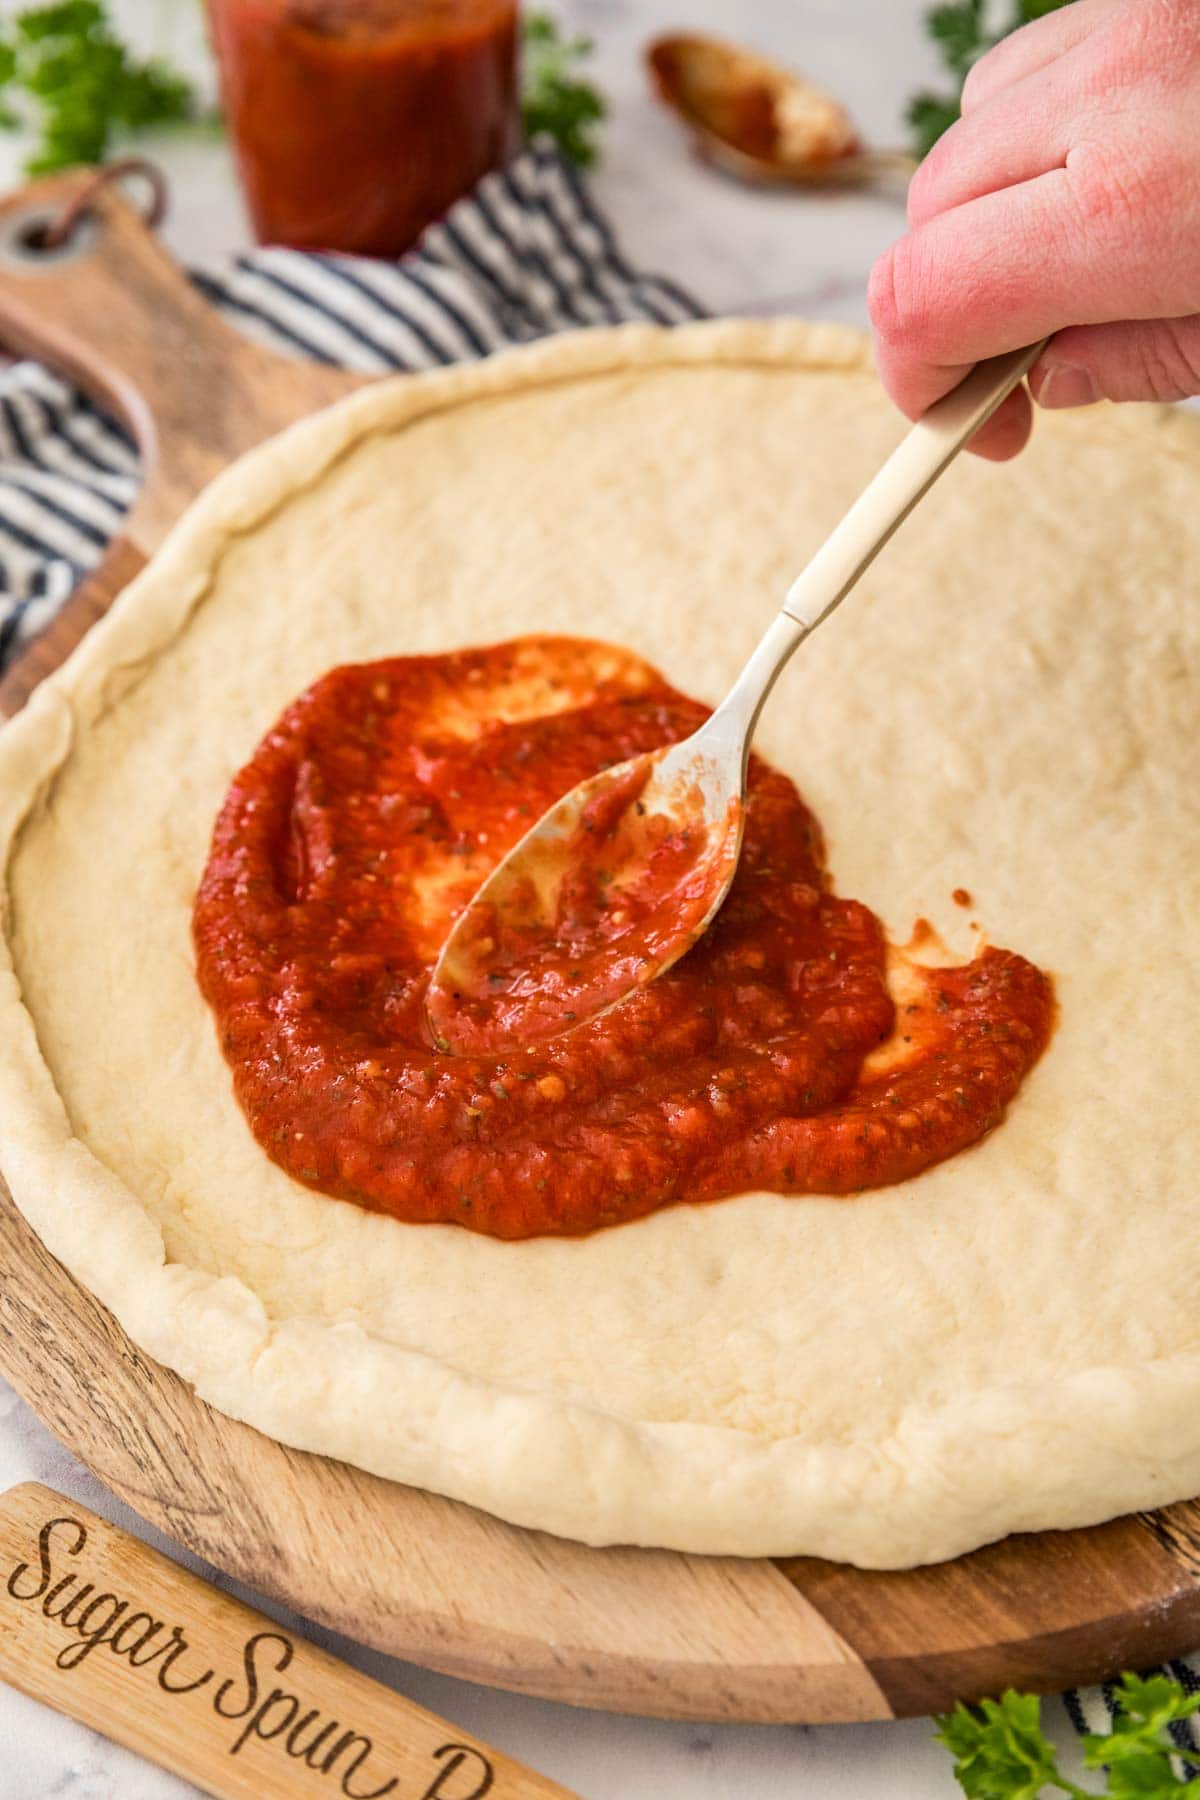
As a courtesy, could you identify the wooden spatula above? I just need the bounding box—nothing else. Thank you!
[0,1481,578,1798]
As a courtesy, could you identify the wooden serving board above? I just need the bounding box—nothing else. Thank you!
[0,168,1198,1726]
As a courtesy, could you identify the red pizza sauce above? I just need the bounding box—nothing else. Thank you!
[425,753,744,1055]
[206,0,519,257]
[194,636,1053,1239]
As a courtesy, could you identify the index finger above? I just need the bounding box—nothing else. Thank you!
[868,159,1168,424]
[960,0,1121,115]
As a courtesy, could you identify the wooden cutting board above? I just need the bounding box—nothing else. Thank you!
[0,167,1198,1726]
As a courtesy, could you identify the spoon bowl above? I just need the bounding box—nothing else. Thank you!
[425,730,745,1057]
[647,32,915,189]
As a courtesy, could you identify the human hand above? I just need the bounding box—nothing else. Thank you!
[868,0,1200,457]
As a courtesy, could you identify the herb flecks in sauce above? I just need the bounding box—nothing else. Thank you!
[194,636,1053,1239]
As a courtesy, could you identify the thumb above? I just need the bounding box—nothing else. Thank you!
[1031,316,1200,409]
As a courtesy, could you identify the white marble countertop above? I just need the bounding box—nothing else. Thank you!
[0,1,1088,1794]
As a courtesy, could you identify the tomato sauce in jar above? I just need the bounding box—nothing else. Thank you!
[206,0,520,255]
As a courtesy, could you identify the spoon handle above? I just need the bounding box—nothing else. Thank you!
[781,340,1047,633]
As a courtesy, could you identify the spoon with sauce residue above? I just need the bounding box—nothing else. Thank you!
[426,343,1046,1056]
[646,32,915,189]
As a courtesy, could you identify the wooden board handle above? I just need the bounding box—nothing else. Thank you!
[0,1483,579,1800]
[0,168,362,554]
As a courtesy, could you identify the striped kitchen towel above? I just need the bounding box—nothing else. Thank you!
[0,136,699,670]
[0,133,1195,1764]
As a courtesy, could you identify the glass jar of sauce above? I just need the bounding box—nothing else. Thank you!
[206,0,521,257]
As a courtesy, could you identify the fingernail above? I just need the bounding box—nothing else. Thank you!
[1036,364,1100,409]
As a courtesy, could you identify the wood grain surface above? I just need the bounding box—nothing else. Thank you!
[0,1483,579,1799]
[0,167,1198,1725]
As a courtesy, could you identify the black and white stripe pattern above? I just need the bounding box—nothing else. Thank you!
[1062,1658,1200,1775]
[0,138,700,670]
[0,361,140,667]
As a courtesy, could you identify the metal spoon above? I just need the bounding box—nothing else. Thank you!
[426,344,1045,1056]
[646,32,916,190]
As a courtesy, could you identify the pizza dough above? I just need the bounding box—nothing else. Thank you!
[0,320,1198,1567]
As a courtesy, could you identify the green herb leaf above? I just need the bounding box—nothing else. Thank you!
[927,1,989,80]
[0,39,20,132]
[906,90,963,160]
[934,1691,1084,1799]
[0,0,199,176]
[521,9,606,169]
[1083,1674,1200,1800]
[935,1672,1200,1799]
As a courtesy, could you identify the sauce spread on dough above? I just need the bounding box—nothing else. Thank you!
[425,753,744,1054]
[194,636,1053,1239]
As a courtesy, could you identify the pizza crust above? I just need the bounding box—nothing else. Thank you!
[1,319,1198,1567]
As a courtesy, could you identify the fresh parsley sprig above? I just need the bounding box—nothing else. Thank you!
[935,1673,1200,1799]
[521,11,606,170]
[0,0,199,176]
[908,0,1074,159]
